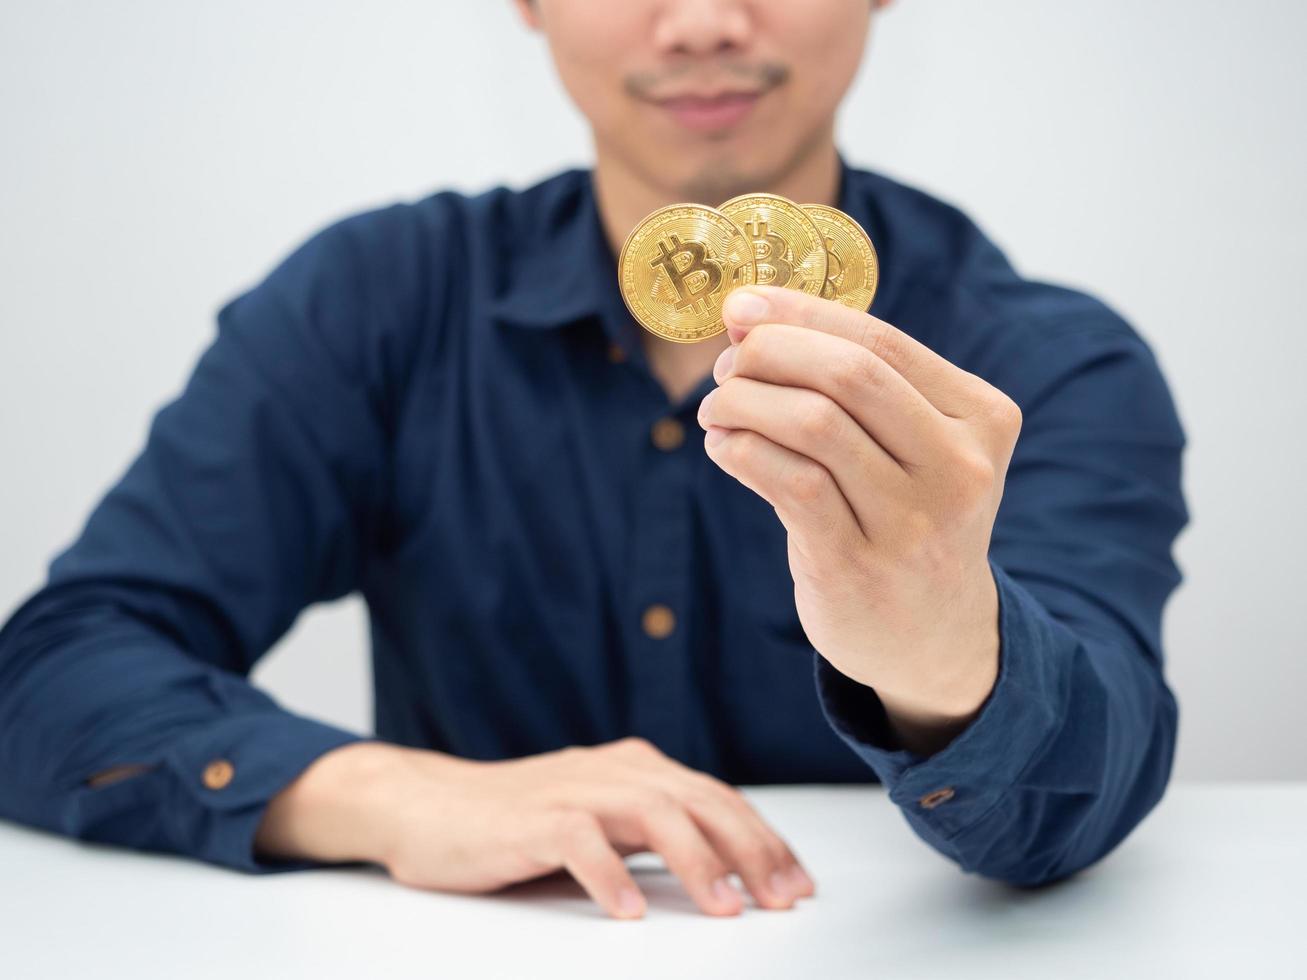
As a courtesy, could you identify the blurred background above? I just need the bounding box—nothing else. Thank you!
[1,0,1303,780]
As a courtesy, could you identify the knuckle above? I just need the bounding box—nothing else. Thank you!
[955,448,997,491]
[728,788,756,815]
[617,735,658,757]
[865,321,905,367]
[990,392,1023,435]
[556,744,585,763]
[638,788,679,815]
[554,808,601,843]
[935,450,994,515]
[691,771,739,802]
[888,509,939,563]
[784,460,830,504]
[723,429,759,467]
[796,395,843,444]
[679,789,718,814]
[831,350,881,396]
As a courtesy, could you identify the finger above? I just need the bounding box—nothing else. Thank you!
[672,774,813,906]
[604,738,816,899]
[559,778,747,916]
[703,425,866,555]
[714,321,949,470]
[716,785,816,899]
[625,792,747,916]
[722,284,991,418]
[603,742,815,904]
[699,375,909,537]
[543,810,648,920]
[606,745,811,906]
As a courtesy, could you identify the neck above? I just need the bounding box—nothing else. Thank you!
[591,127,843,256]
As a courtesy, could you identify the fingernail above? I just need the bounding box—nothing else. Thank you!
[616,886,646,917]
[724,289,770,325]
[712,876,741,906]
[788,865,813,894]
[697,388,716,424]
[704,426,727,448]
[712,345,736,382]
[769,869,795,901]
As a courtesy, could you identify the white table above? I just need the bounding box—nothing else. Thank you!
[1,783,1303,979]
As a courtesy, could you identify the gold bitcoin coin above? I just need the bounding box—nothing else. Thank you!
[718,192,828,296]
[802,204,880,312]
[618,204,757,343]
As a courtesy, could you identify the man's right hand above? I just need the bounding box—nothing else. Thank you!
[255,737,816,919]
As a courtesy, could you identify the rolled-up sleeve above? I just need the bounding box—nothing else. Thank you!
[0,205,428,871]
[814,313,1188,886]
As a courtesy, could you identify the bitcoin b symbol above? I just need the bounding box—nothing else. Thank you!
[650,234,723,315]
[744,217,794,287]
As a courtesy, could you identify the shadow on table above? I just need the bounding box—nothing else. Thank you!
[469,845,1168,926]
[480,862,713,920]
[867,850,1165,969]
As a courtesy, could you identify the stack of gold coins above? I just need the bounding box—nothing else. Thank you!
[618,192,879,343]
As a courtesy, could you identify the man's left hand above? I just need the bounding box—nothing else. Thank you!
[697,285,1023,756]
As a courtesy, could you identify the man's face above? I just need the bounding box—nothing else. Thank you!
[516,1,883,204]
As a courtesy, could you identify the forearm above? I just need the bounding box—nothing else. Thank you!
[815,559,1179,886]
[0,583,364,871]
[911,638,1175,886]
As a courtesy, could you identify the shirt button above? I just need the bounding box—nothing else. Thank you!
[202,759,235,790]
[918,787,955,809]
[650,417,685,451]
[607,341,627,363]
[641,603,677,639]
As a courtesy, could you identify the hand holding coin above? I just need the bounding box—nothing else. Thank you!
[696,283,1024,757]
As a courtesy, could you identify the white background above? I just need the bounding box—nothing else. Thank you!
[1,1,1303,780]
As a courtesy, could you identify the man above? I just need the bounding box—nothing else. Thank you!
[0,0,1188,921]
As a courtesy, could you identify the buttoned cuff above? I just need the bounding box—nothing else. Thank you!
[813,556,1067,845]
[161,710,372,873]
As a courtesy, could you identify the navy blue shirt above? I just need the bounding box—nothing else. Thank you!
[0,158,1188,885]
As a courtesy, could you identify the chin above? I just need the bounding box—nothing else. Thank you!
[675,151,789,205]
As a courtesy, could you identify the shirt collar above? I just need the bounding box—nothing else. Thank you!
[488,152,887,335]
[487,169,616,332]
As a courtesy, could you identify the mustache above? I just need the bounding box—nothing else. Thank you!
[624,60,790,100]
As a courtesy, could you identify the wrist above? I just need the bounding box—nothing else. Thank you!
[255,740,431,866]
[878,637,998,757]
[870,573,1001,755]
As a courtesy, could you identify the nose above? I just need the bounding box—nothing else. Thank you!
[652,0,754,58]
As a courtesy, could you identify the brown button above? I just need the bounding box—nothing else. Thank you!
[641,603,676,639]
[918,787,955,809]
[650,417,685,451]
[202,759,235,791]
[607,341,627,363]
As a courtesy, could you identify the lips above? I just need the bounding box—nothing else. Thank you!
[655,91,762,133]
